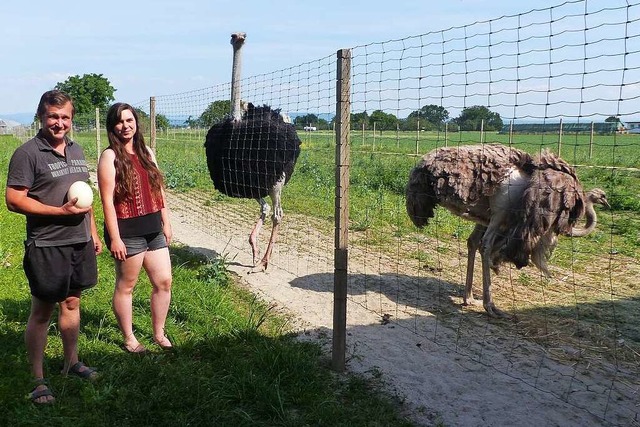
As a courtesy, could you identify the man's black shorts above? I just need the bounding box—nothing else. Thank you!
[23,240,98,303]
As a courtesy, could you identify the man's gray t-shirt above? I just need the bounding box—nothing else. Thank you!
[6,132,92,247]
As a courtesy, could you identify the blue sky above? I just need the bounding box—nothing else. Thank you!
[0,0,571,120]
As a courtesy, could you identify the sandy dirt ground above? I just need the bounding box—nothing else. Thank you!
[165,189,638,427]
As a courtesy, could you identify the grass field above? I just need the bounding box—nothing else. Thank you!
[13,126,638,421]
[123,127,640,366]
[122,128,640,258]
[0,134,416,427]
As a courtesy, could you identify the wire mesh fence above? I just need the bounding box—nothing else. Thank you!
[19,0,636,424]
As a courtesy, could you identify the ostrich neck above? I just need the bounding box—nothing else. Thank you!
[569,200,597,237]
[230,43,243,121]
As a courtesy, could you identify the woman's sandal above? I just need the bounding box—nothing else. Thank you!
[154,336,174,351]
[121,343,148,354]
[27,378,55,405]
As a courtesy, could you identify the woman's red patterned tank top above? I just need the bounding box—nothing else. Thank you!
[114,153,164,219]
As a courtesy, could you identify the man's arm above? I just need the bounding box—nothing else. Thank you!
[5,185,91,216]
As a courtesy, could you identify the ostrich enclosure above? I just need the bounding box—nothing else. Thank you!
[49,1,640,425]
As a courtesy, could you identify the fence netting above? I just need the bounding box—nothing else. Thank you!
[129,1,639,424]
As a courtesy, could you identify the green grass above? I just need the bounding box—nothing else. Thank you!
[0,134,414,427]
[14,125,640,409]
[133,127,639,277]
[139,127,640,365]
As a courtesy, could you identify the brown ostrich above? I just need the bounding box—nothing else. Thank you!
[406,143,609,317]
[205,32,301,272]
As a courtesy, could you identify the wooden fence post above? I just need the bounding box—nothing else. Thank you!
[150,97,157,153]
[333,48,351,372]
[95,107,100,163]
[589,121,594,159]
[373,121,376,151]
[445,122,448,147]
[558,118,563,157]
[415,120,420,155]
[509,120,513,146]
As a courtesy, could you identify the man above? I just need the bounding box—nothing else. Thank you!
[5,90,103,405]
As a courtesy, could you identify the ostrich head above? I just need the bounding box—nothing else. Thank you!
[568,188,610,237]
[230,32,247,122]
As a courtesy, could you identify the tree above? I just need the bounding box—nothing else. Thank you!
[294,113,319,127]
[198,100,231,127]
[55,73,116,118]
[605,116,621,123]
[317,118,329,129]
[135,108,149,119]
[369,110,398,131]
[184,116,198,128]
[156,114,170,131]
[400,116,435,131]
[351,111,369,130]
[453,105,503,131]
[408,104,449,127]
[134,108,150,133]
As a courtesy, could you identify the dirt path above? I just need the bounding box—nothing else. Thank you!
[166,189,638,427]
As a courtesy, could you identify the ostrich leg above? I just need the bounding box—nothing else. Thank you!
[253,220,280,273]
[480,228,509,318]
[249,198,270,265]
[250,179,284,273]
[464,224,486,307]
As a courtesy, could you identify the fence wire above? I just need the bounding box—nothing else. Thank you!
[125,1,640,425]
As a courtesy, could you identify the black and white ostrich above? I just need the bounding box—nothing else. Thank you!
[406,143,609,317]
[205,32,301,272]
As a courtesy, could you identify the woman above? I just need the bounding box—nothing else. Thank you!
[98,103,173,353]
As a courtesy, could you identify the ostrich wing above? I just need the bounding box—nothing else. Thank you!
[204,105,301,199]
[503,149,586,274]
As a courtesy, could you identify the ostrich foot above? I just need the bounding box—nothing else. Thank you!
[463,295,479,307]
[484,302,512,319]
[248,259,269,274]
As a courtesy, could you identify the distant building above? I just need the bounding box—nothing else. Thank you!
[625,121,640,133]
[0,119,8,135]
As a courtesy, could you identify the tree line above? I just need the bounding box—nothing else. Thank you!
[52,73,507,133]
[51,74,628,134]
[348,105,504,132]
[190,100,505,132]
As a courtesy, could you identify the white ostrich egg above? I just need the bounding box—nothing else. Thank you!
[67,181,93,208]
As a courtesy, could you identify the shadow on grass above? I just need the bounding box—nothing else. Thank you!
[4,242,636,426]
[0,244,415,427]
[0,301,411,426]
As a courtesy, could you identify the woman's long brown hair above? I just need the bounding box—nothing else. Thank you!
[105,103,164,203]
